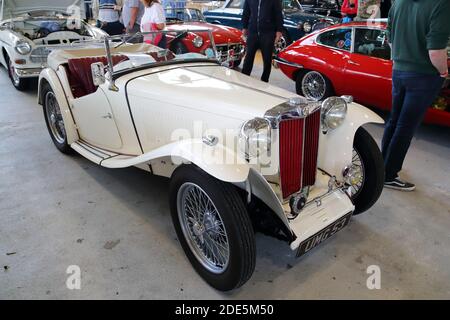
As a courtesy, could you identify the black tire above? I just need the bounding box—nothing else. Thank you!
[170,41,188,55]
[351,127,385,215]
[42,83,72,154]
[6,55,29,91]
[296,69,334,101]
[169,165,256,291]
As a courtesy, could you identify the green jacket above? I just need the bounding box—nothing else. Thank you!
[388,0,450,74]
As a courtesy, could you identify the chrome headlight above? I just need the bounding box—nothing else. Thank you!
[239,118,271,159]
[303,22,312,33]
[15,40,32,55]
[192,36,203,48]
[321,97,347,131]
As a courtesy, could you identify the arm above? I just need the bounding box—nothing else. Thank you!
[242,0,250,35]
[155,4,166,30]
[129,7,139,28]
[274,0,284,33]
[427,0,450,76]
[429,50,448,77]
[386,5,393,45]
[92,0,99,20]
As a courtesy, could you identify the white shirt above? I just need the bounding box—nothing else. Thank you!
[140,3,166,31]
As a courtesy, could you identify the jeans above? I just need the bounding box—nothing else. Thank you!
[242,32,275,82]
[382,70,444,181]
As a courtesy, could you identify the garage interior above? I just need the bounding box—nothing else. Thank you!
[1,53,449,299]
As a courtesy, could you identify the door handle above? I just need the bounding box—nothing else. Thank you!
[102,113,112,119]
[348,60,360,66]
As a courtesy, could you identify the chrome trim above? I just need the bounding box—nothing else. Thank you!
[264,100,321,129]
[14,67,44,77]
[273,57,303,69]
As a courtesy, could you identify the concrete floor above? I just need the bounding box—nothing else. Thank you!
[1,53,449,299]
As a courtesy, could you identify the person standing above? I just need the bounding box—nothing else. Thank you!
[241,0,284,83]
[382,0,450,191]
[92,0,124,35]
[140,0,166,48]
[122,0,145,35]
[341,0,358,22]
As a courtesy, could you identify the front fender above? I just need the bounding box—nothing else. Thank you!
[102,139,251,183]
[318,102,384,179]
[38,68,79,144]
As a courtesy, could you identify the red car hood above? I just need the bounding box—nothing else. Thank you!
[165,21,243,44]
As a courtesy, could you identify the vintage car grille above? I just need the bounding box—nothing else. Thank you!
[30,47,52,64]
[279,108,321,199]
[216,43,244,62]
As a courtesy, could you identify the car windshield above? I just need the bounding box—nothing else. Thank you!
[165,8,205,23]
[10,18,91,40]
[226,0,245,9]
[283,0,303,11]
[95,30,220,75]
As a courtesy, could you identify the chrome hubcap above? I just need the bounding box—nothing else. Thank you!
[347,148,365,198]
[274,36,287,55]
[45,91,66,144]
[302,71,326,101]
[177,183,230,274]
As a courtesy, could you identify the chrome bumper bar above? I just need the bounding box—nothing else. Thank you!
[15,67,45,78]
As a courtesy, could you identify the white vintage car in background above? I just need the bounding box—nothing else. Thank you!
[38,30,385,291]
[0,0,105,90]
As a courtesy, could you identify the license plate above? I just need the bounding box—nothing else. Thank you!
[297,212,353,257]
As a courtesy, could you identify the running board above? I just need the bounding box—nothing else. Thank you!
[71,141,127,165]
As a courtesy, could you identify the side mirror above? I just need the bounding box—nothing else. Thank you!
[91,62,106,86]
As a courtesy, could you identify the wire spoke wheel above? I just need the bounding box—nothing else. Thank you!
[347,148,365,198]
[177,182,230,274]
[274,36,287,55]
[45,91,66,145]
[301,71,327,101]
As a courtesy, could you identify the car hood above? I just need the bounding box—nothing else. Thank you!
[1,0,86,20]
[126,64,303,121]
[166,22,243,44]
[284,9,334,23]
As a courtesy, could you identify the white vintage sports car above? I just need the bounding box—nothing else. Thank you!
[0,0,105,90]
[38,31,385,291]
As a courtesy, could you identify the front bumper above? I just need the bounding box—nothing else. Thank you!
[14,67,45,78]
[285,171,355,252]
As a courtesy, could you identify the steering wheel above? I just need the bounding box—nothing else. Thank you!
[36,27,52,38]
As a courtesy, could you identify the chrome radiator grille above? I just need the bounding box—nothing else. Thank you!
[279,108,321,199]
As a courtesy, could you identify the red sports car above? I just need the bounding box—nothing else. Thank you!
[165,8,245,67]
[275,21,450,126]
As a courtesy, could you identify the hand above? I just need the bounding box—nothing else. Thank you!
[275,31,283,44]
[113,5,121,11]
[242,29,248,37]
[440,71,449,78]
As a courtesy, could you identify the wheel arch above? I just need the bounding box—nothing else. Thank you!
[38,68,79,144]
[100,139,293,240]
[318,102,384,180]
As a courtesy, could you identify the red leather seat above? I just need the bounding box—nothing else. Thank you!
[67,55,128,98]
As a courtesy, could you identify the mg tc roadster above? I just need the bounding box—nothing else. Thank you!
[38,30,384,291]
